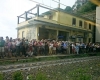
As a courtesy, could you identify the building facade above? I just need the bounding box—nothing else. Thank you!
[17,5,95,43]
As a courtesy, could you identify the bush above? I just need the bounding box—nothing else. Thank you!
[13,71,23,80]
[27,74,34,80]
[36,72,48,80]
[0,73,3,80]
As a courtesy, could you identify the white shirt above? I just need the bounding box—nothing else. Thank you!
[16,40,20,46]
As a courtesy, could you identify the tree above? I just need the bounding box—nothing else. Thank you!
[78,1,97,13]
[64,6,73,12]
[76,4,81,10]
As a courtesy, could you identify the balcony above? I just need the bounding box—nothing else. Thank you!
[17,4,58,25]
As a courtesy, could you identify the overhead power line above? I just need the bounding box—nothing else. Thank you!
[52,0,67,7]
[29,0,55,9]
[29,0,100,21]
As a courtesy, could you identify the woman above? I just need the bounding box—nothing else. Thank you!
[72,43,76,54]
[28,40,33,56]
[53,42,57,54]
[49,42,53,55]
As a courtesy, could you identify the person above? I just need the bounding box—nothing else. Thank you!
[28,40,33,56]
[72,43,75,54]
[44,42,49,55]
[15,38,21,57]
[11,39,16,57]
[20,39,26,57]
[0,37,5,58]
[75,43,79,54]
[63,41,68,54]
[53,41,57,54]
[7,39,12,57]
[49,42,53,55]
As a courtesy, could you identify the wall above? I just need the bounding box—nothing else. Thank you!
[18,25,38,40]
[96,6,100,42]
[18,27,27,39]
[58,11,93,31]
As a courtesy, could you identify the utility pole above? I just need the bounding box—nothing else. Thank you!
[58,0,60,24]
[58,0,60,8]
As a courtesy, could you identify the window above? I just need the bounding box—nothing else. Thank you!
[49,15,53,20]
[84,21,87,29]
[79,20,82,27]
[89,23,91,30]
[72,18,76,26]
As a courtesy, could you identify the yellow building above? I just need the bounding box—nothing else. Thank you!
[17,4,95,43]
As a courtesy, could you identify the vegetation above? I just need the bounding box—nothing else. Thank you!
[1,54,100,80]
[77,1,97,13]
[22,72,48,80]
[64,1,97,15]
[13,71,23,80]
[64,6,73,12]
[35,72,48,80]
[27,74,34,80]
[68,68,91,80]
[0,73,3,80]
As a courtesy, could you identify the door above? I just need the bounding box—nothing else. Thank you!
[58,31,68,41]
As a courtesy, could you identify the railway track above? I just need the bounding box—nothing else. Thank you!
[0,56,100,72]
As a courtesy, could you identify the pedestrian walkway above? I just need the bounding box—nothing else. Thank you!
[0,54,71,60]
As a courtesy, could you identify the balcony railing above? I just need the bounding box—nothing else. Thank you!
[17,4,58,24]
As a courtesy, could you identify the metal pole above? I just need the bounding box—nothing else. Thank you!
[25,11,28,21]
[37,4,39,17]
[59,0,60,8]
[52,0,67,7]
[58,0,60,24]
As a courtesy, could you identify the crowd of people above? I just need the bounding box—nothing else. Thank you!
[0,36,100,59]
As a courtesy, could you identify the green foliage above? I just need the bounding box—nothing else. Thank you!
[78,1,97,13]
[76,4,81,10]
[13,71,23,80]
[0,73,3,80]
[27,74,34,80]
[36,72,48,80]
[65,6,73,12]
[68,68,91,80]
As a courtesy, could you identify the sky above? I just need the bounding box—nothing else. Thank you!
[0,0,76,39]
